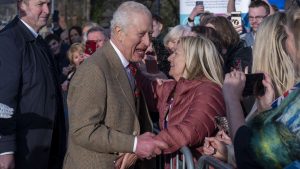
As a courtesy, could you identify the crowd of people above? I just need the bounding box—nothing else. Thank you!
[0,0,299,169]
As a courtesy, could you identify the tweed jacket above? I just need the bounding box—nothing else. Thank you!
[63,42,153,169]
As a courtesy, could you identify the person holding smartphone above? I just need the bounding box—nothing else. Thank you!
[187,1,205,26]
[203,12,297,168]
[223,10,300,169]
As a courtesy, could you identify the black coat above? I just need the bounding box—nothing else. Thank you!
[0,16,66,169]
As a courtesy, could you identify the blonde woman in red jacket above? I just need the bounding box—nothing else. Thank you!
[137,36,226,168]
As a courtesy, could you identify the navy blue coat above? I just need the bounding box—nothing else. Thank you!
[0,16,66,169]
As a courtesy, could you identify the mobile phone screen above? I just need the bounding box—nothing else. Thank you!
[231,12,242,27]
[243,73,265,97]
[196,1,203,6]
[85,40,97,55]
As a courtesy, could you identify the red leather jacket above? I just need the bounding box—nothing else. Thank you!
[155,77,225,154]
[138,74,225,156]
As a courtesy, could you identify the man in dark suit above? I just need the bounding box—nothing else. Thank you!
[0,0,66,169]
[63,1,167,169]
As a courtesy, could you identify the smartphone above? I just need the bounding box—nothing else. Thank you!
[85,40,97,55]
[196,1,203,6]
[243,73,265,97]
[231,11,242,27]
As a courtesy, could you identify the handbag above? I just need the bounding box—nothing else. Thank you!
[114,153,138,169]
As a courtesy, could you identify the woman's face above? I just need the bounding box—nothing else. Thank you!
[70,29,82,44]
[168,44,186,81]
[73,51,84,67]
[48,39,61,55]
[166,39,178,53]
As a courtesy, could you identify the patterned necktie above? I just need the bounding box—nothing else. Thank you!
[127,63,140,98]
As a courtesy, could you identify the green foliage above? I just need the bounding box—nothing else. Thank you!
[90,0,179,28]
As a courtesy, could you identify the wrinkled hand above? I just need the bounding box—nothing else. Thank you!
[216,130,232,145]
[135,132,168,159]
[189,5,205,20]
[257,73,275,112]
[223,70,246,102]
[0,154,15,169]
[203,137,228,162]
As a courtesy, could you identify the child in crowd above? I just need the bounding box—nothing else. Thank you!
[61,43,85,91]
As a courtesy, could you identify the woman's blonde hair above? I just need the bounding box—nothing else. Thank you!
[179,36,223,86]
[252,12,295,96]
[163,25,191,47]
[67,43,85,65]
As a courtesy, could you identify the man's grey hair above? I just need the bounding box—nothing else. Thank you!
[87,26,108,39]
[110,1,151,32]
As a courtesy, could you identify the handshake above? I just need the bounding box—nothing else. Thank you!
[115,132,168,169]
[135,132,168,159]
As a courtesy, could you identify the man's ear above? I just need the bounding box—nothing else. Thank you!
[17,0,27,16]
[114,25,124,42]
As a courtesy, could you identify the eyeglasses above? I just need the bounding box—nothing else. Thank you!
[248,15,267,21]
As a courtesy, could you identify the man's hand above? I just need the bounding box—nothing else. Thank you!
[0,154,15,169]
[135,132,168,159]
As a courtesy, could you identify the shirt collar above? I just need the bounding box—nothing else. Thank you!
[20,19,39,38]
[110,40,129,68]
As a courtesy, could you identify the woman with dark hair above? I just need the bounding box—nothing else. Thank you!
[191,25,223,55]
[201,16,252,74]
[68,26,82,44]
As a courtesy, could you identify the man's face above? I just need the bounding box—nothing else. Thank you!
[87,31,106,49]
[117,13,152,62]
[19,0,51,32]
[248,6,268,32]
[152,20,162,38]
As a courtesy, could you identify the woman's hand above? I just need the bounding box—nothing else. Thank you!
[216,130,232,145]
[257,73,275,112]
[233,24,243,34]
[222,70,246,102]
[203,137,228,162]
[189,5,205,21]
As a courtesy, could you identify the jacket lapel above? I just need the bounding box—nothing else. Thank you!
[103,43,136,113]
